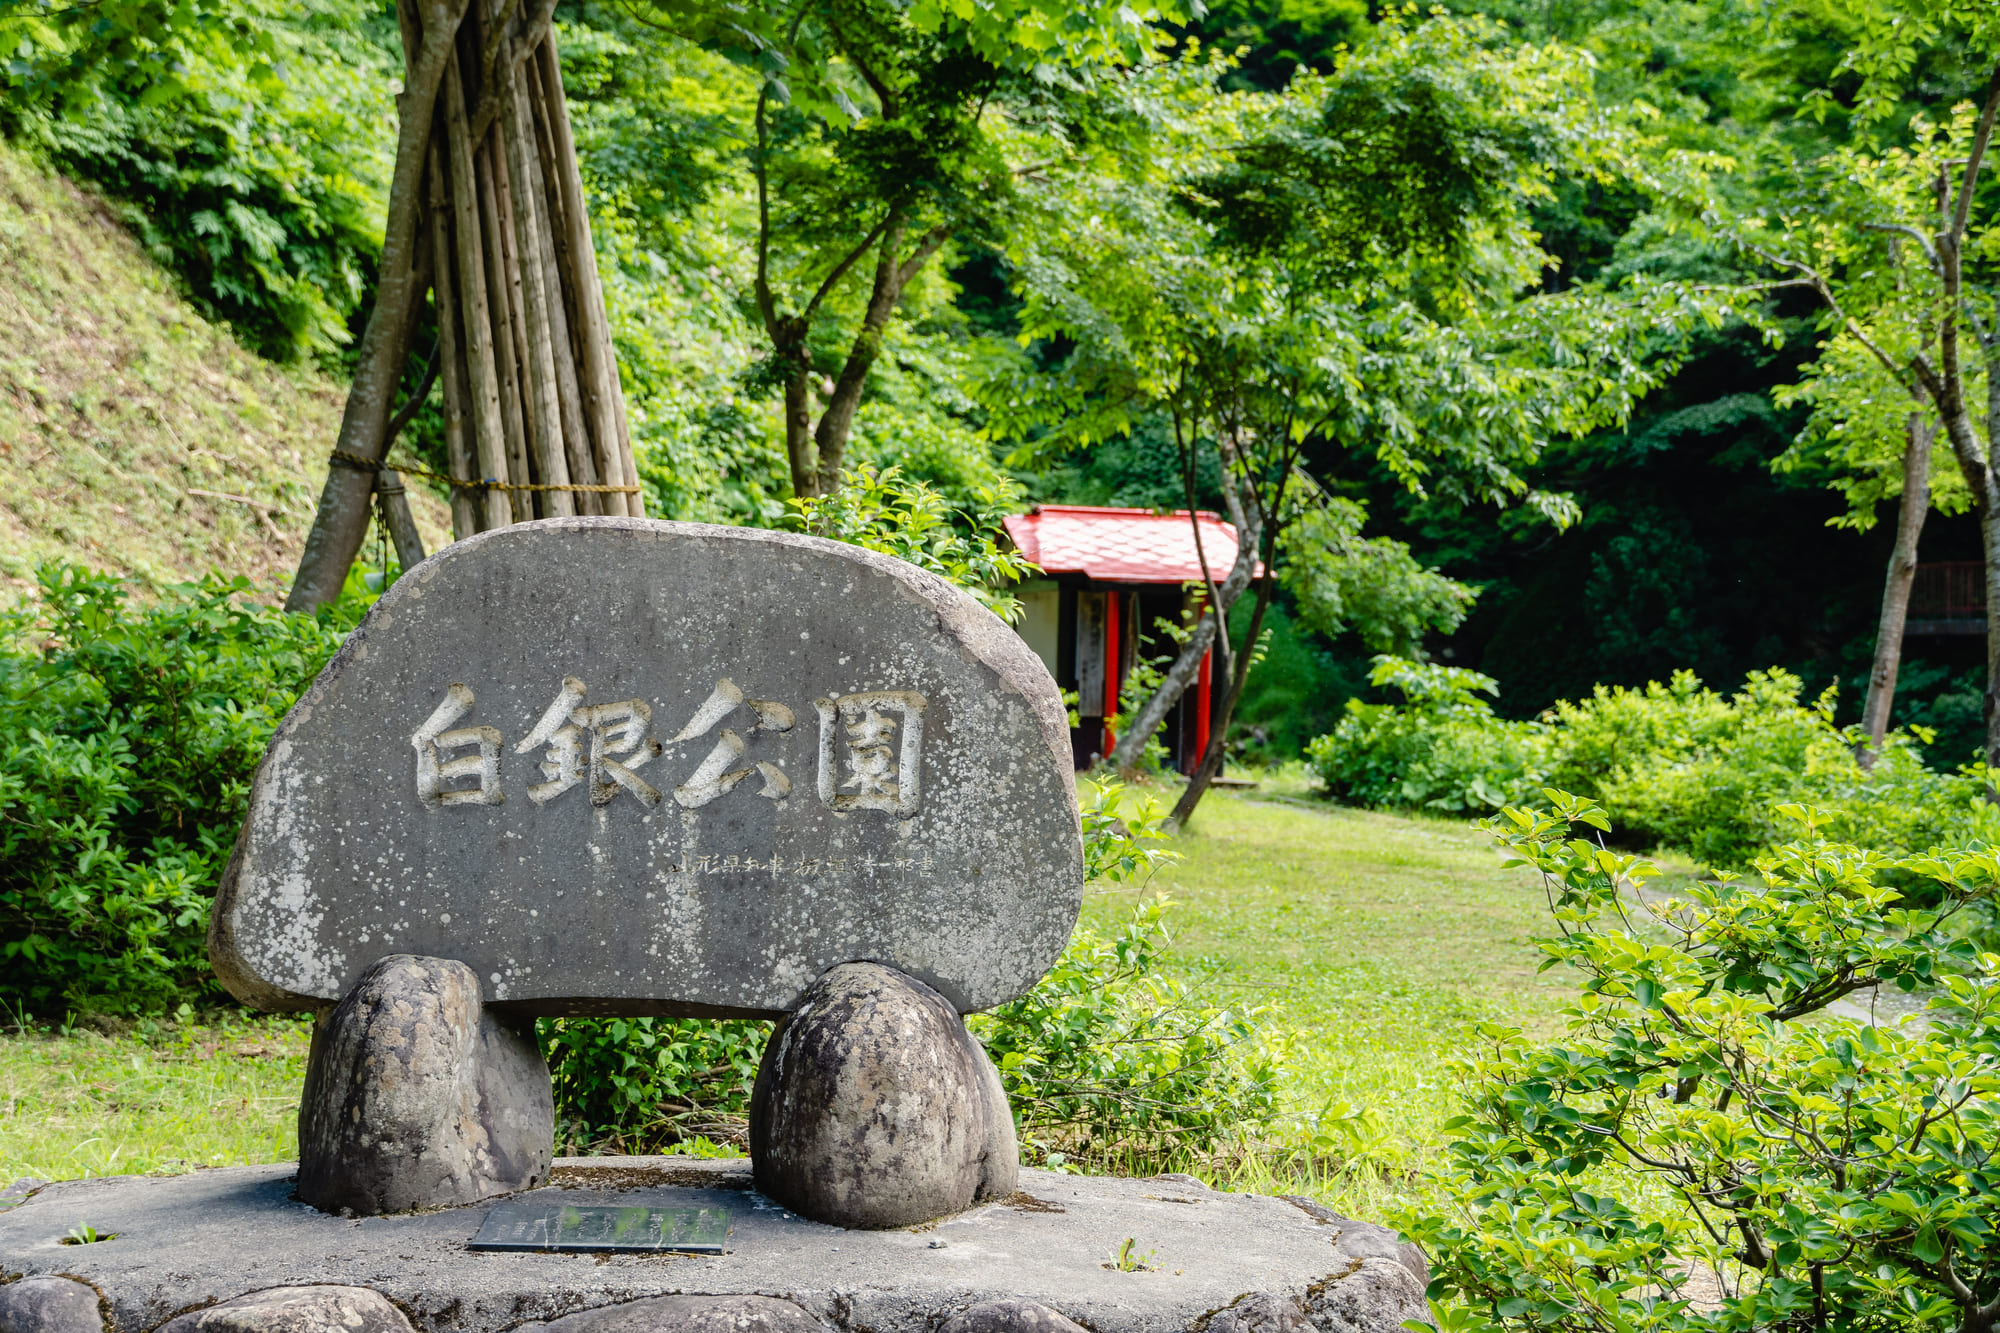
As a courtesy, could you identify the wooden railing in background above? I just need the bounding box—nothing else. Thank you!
[1910,562,1986,618]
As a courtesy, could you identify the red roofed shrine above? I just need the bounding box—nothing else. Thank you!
[1002,505,1237,772]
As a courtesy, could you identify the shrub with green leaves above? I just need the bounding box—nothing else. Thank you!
[787,464,1036,621]
[1310,660,2000,867]
[1543,669,1999,868]
[0,564,357,1017]
[1080,779,1181,883]
[540,1015,768,1154]
[968,785,1276,1172]
[971,892,1279,1173]
[1306,655,1548,816]
[1397,793,2000,1333]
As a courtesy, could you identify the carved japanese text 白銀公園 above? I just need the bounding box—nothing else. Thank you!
[411,677,927,817]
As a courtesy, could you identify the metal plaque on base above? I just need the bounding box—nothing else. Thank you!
[469,1201,732,1253]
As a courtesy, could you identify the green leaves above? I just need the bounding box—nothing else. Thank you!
[1187,16,1600,283]
[902,0,1184,70]
[1397,797,2000,1333]
[1838,0,2000,126]
[1316,660,2000,869]
[1281,503,1477,658]
[540,1014,768,1152]
[970,893,1278,1171]
[1,0,398,360]
[1307,658,1547,816]
[1079,780,1181,884]
[991,15,1746,537]
[0,563,358,1017]
[785,463,1035,619]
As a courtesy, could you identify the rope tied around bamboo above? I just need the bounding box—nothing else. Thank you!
[283,0,644,611]
[328,448,640,494]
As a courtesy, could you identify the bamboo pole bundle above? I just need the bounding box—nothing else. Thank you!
[285,0,644,605]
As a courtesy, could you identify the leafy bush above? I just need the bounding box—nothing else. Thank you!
[787,464,1036,621]
[1398,794,2000,1333]
[0,564,356,1017]
[1307,656,1546,815]
[1310,660,2000,866]
[971,893,1279,1173]
[976,784,1279,1173]
[540,1015,767,1155]
[1080,779,1182,883]
[1544,669,1998,867]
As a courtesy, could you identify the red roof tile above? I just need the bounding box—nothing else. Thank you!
[1002,505,1247,585]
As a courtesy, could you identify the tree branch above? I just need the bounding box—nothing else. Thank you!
[804,213,895,321]
[1745,241,1918,393]
[1945,59,2000,248]
[468,0,554,143]
[895,224,951,287]
[1863,222,1941,272]
[753,80,778,336]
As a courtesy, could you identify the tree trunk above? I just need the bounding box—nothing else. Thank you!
[1985,505,2000,786]
[1107,443,1259,773]
[783,344,817,499]
[1170,571,1276,826]
[426,141,478,540]
[477,136,535,523]
[812,226,903,497]
[1106,529,1257,773]
[498,58,574,518]
[811,320,885,496]
[375,470,429,570]
[532,37,633,517]
[519,54,602,516]
[810,225,948,497]
[1927,388,1997,784]
[285,0,470,612]
[1858,407,1937,768]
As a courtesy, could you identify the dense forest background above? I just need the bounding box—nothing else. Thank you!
[1,0,1985,765]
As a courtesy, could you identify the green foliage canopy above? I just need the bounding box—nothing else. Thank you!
[1280,500,1476,659]
[1308,660,2000,869]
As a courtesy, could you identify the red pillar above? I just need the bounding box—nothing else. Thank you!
[1102,589,1121,755]
[1191,642,1212,774]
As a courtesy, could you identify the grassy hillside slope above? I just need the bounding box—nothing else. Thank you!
[0,141,446,599]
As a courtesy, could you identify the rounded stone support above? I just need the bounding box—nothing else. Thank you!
[520,1295,827,1333]
[750,962,1017,1229]
[939,1301,1087,1333]
[156,1286,415,1333]
[296,954,553,1216]
[0,1275,104,1333]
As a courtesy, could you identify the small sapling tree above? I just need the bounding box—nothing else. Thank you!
[1697,0,2000,779]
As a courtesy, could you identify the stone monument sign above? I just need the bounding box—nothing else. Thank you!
[212,518,1082,1018]
[208,518,1080,1228]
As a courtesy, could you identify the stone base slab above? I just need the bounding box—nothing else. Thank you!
[0,1157,1427,1333]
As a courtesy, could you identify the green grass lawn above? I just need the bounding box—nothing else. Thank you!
[0,782,1566,1222]
[0,1013,310,1184]
[1082,777,1568,1217]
